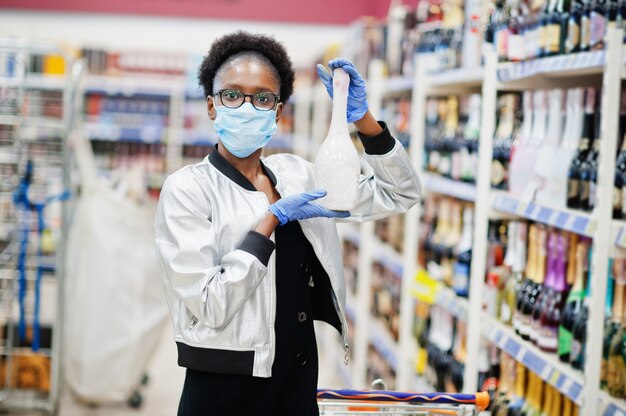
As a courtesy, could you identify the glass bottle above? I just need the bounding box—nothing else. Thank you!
[567,0,583,53]
[509,91,534,196]
[608,259,626,397]
[602,259,620,390]
[517,224,538,339]
[463,94,481,182]
[580,97,601,211]
[567,88,595,209]
[590,0,607,50]
[528,226,547,344]
[315,68,359,210]
[615,91,626,219]
[580,0,592,51]
[558,239,588,362]
[492,94,517,190]
[539,232,569,353]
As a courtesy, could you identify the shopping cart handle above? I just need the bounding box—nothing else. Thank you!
[317,389,490,412]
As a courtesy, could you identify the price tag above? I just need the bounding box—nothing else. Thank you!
[550,370,561,385]
[548,210,560,226]
[541,364,553,380]
[516,347,527,362]
[564,215,577,232]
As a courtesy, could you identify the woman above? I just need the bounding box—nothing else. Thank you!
[155,31,421,416]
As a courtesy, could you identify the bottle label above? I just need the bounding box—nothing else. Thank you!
[568,178,580,199]
[519,313,532,337]
[608,353,626,395]
[491,160,506,186]
[530,317,541,342]
[571,339,582,360]
[580,180,590,203]
[590,181,597,208]
[500,302,512,324]
[559,327,573,356]
[539,24,548,53]
[614,186,623,211]
[582,15,591,48]
[538,325,559,351]
[590,12,606,48]
[508,34,525,61]
[568,20,581,53]
[547,23,561,52]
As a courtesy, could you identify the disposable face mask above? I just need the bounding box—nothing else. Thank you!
[214,103,278,158]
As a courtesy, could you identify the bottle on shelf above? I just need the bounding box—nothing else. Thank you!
[453,206,474,297]
[566,0,583,53]
[580,0,592,51]
[538,232,569,353]
[509,91,534,196]
[558,238,588,362]
[535,89,565,205]
[580,93,601,212]
[567,88,595,209]
[555,88,585,207]
[607,258,626,398]
[590,0,607,50]
[529,226,548,345]
[524,90,548,199]
[614,91,626,219]
[462,94,482,183]
[492,94,518,190]
[570,246,591,370]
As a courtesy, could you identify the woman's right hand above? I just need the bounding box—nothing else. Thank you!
[268,189,350,226]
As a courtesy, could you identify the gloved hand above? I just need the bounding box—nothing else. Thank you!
[316,58,368,123]
[268,189,350,226]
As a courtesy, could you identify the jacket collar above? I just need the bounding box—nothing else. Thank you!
[208,144,277,191]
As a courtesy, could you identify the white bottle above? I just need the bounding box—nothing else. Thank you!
[521,90,548,200]
[315,68,360,211]
[535,89,564,205]
[508,91,533,196]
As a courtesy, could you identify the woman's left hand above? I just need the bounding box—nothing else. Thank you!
[316,58,368,123]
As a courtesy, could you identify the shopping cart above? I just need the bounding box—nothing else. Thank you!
[317,388,489,415]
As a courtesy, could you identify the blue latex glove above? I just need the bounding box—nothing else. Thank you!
[268,189,350,226]
[316,58,369,123]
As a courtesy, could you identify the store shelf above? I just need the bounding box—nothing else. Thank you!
[421,172,477,202]
[435,286,469,322]
[0,115,65,130]
[491,191,595,237]
[85,74,185,97]
[86,123,165,143]
[383,76,413,96]
[427,66,484,91]
[371,236,403,277]
[369,317,399,372]
[497,50,606,84]
[600,391,626,416]
[482,313,584,406]
[0,74,67,90]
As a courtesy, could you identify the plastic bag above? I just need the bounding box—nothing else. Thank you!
[64,130,168,403]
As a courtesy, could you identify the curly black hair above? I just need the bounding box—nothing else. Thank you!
[198,31,295,103]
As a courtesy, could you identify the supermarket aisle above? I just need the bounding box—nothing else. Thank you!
[59,323,185,416]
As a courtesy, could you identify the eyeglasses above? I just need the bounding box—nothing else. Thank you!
[212,89,280,111]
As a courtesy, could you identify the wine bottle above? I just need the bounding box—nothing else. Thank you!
[608,259,626,397]
[509,91,534,196]
[517,224,537,339]
[493,94,518,189]
[567,0,583,53]
[590,0,607,50]
[602,259,620,390]
[546,0,565,55]
[463,94,481,182]
[528,226,547,344]
[615,91,626,219]
[494,0,511,62]
[581,98,601,211]
[539,232,568,353]
[315,68,359,210]
[567,88,595,209]
[441,96,459,178]
[535,89,565,205]
[558,239,588,361]
[556,89,585,207]
[508,0,526,62]
[570,246,591,369]
[453,206,473,297]
[581,0,592,51]
[530,228,550,345]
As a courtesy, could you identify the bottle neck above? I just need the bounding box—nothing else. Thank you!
[329,69,350,135]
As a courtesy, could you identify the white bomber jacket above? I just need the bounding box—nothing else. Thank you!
[155,122,421,378]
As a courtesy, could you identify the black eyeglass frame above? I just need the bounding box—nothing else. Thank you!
[211,89,281,111]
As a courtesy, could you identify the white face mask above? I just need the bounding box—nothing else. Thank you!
[214,103,278,158]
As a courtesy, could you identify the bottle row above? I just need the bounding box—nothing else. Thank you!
[485,0,626,63]
[492,355,581,415]
[419,197,475,297]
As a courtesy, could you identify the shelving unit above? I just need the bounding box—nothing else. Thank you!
[332,24,626,416]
